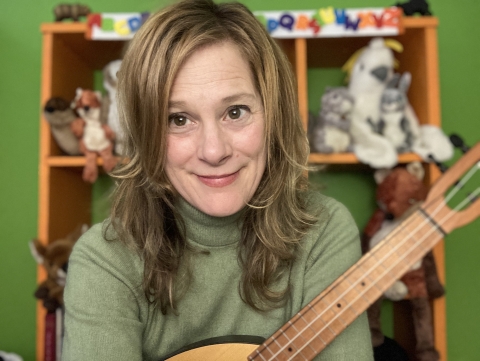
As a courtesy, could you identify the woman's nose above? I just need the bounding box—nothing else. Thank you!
[198,121,232,165]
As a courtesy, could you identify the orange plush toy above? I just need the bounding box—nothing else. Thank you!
[71,88,117,183]
[362,162,445,361]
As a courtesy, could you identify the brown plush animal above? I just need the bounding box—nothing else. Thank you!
[43,97,81,155]
[71,88,117,183]
[362,162,445,361]
[30,225,87,312]
[54,4,91,22]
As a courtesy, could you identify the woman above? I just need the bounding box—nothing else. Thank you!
[63,0,373,360]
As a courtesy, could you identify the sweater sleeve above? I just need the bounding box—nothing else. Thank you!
[62,224,144,361]
[303,196,374,361]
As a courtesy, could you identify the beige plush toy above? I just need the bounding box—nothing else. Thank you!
[71,88,117,183]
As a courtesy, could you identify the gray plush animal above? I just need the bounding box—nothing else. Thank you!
[309,87,354,153]
[378,72,415,153]
[43,97,81,155]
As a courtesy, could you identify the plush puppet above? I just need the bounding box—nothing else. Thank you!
[0,351,23,361]
[342,38,404,168]
[379,72,418,153]
[71,88,117,183]
[362,162,444,361]
[43,97,81,155]
[103,59,124,155]
[309,87,354,153]
[30,225,88,313]
[53,4,91,21]
[395,0,432,16]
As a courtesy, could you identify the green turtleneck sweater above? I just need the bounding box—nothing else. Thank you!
[63,193,373,360]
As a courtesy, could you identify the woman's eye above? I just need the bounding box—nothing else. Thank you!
[169,114,188,127]
[227,106,248,120]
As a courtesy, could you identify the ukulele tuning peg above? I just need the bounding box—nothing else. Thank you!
[427,154,449,173]
[450,134,471,154]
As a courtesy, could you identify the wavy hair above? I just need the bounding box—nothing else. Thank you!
[108,0,317,314]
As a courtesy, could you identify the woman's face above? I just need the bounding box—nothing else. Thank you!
[166,41,267,217]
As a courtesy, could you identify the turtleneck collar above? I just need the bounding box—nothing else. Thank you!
[176,197,244,247]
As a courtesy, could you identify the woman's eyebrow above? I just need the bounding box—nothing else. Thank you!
[221,93,257,104]
[168,93,257,109]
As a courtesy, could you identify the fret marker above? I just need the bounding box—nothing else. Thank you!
[288,347,293,352]
[361,281,365,286]
[337,303,341,308]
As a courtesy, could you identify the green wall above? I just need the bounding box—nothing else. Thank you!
[1,0,479,360]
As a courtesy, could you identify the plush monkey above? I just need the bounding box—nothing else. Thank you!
[362,162,444,361]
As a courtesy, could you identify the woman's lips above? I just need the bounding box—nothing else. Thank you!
[197,171,239,187]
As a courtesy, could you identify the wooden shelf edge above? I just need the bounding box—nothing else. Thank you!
[41,22,88,34]
[308,152,422,164]
[401,16,438,29]
[46,156,124,167]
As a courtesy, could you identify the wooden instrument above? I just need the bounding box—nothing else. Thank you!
[166,143,480,361]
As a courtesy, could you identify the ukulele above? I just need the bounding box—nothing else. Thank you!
[166,142,480,361]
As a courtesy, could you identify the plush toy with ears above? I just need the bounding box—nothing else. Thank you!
[30,225,88,312]
[72,88,117,183]
[43,97,81,155]
[342,38,404,168]
[103,59,124,155]
[362,162,445,361]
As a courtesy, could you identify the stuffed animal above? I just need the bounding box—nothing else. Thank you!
[379,72,419,153]
[72,88,117,183]
[103,59,124,155]
[395,0,432,16]
[30,225,88,313]
[379,71,453,162]
[309,87,354,153]
[43,97,81,155]
[0,351,23,361]
[362,162,444,361]
[53,4,91,22]
[342,38,404,168]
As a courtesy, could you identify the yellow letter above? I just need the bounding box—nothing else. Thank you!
[319,7,335,25]
[114,19,130,36]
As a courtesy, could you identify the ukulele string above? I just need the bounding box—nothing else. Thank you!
[262,171,480,361]
[283,186,480,361]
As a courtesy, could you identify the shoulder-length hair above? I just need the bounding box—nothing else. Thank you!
[108,0,316,314]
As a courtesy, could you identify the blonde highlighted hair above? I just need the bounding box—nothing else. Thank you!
[107,0,316,314]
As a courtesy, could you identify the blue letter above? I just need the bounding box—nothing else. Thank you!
[128,17,141,32]
[267,18,279,33]
[345,15,360,30]
[335,9,346,24]
[279,14,294,30]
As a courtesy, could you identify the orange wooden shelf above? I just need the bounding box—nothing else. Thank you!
[46,156,121,167]
[308,152,422,164]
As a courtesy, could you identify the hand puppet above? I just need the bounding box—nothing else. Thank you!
[72,88,117,183]
[342,38,404,168]
[309,87,354,153]
[395,0,432,16]
[362,162,444,361]
[54,4,91,22]
[103,59,124,155]
[30,225,88,313]
[43,97,81,155]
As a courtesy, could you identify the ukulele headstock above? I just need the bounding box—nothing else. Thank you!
[422,142,480,234]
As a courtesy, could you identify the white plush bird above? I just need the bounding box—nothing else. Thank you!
[343,38,404,168]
